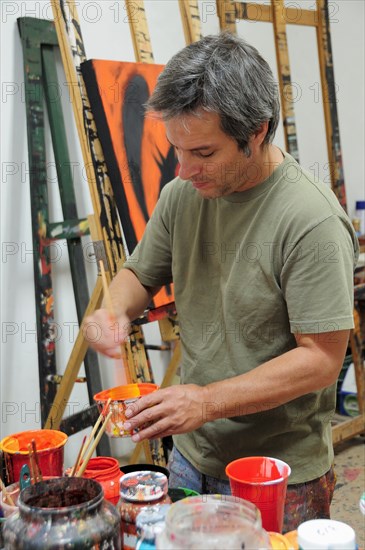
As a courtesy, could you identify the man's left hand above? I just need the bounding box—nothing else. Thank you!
[123,384,207,442]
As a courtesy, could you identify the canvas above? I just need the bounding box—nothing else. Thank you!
[82,60,177,309]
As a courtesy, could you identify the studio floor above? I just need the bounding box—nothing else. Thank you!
[331,435,365,547]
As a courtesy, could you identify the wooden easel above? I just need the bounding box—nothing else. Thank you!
[332,284,365,444]
[217,0,364,442]
[17,16,111,456]
[217,0,346,208]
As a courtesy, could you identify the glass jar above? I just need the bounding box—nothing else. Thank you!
[156,494,270,549]
[2,477,121,549]
[118,471,171,550]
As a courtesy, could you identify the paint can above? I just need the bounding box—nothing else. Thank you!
[94,383,158,438]
[2,477,121,549]
[0,429,68,484]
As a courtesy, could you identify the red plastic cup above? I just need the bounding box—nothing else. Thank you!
[225,456,291,533]
[0,430,68,484]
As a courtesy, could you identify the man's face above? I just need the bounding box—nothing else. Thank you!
[165,111,260,199]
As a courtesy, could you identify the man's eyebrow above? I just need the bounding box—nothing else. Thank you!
[166,137,213,152]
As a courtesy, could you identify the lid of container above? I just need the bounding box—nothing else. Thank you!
[297,519,356,549]
[120,471,168,502]
[356,200,365,209]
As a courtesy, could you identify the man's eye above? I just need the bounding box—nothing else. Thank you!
[199,151,214,158]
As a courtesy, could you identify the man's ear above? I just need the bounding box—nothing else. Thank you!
[253,121,269,146]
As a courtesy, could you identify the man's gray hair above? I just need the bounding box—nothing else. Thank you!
[147,32,280,156]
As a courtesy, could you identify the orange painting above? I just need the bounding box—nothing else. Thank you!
[82,60,177,309]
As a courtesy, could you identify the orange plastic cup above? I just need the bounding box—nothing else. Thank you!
[226,456,291,533]
[0,430,68,484]
[94,383,158,438]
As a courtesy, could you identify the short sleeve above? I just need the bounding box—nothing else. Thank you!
[281,215,357,334]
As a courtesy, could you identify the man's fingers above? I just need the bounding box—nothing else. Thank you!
[131,418,170,442]
[125,391,163,419]
[124,400,165,431]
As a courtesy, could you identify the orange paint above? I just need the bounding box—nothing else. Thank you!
[85,60,177,309]
[0,430,67,484]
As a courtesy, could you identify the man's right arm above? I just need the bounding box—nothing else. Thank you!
[83,268,160,358]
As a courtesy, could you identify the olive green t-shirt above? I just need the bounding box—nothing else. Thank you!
[124,153,359,483]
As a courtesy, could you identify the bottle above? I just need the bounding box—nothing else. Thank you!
[118,470,171,550]
[156,494,270,549]
[297,519,356,549]
[352,218,361,237]
[81,456,121,505]
[355,200,365,235]
[135,504,170,550]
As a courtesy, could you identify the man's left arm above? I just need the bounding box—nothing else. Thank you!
[123,329,349,441]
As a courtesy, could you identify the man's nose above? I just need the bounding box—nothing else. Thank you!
[178,153,201,180]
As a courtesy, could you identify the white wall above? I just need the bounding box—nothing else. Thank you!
[1,0,364,468]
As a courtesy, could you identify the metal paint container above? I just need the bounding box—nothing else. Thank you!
[3,477,121,549]
[0,429,67,484]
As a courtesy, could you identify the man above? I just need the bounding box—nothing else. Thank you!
[85,32,358,530]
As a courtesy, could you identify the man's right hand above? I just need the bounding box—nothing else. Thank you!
[83,309,131,358]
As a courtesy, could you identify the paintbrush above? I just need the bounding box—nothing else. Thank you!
[31,439,43,482]
[99,260,133,384]
[70,435,87,477]
[27,444,37,484]
[74,397,112,474]
[75,411,113,477]
[0,477,15,507]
